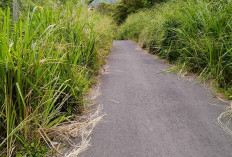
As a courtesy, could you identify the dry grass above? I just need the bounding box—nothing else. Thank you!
[218,102,232,137]
[45,105,105,157]
[46,73,105,156]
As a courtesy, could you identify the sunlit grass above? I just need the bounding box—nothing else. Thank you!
[118,0,232,96]
[0,1,115,156]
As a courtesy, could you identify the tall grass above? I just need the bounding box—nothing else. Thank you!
[118,0,232,97]
[0,1,115,156]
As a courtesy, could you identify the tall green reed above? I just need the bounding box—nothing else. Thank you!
[0,1,115,156]
[118,0,232,95]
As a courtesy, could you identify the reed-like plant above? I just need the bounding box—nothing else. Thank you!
[118,0,232,96]
[0,0,115,156]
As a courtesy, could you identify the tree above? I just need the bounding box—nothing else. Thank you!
[114,3,128,25]
[98,2,114,15]
[111,0,164,25]
[123,0,145,13]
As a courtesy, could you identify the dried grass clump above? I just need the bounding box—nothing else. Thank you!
[218,102,232,137]
[45,105,105,157]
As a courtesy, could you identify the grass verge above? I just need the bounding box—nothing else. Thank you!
[118,0,232,136]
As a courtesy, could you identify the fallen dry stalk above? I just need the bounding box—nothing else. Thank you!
[45,105,105,157]
[218,102,232,136]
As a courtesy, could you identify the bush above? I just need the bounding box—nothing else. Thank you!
[98,2,114,15]
[113,3,128,25]
[118,9,152,40]
[103,0,163,25]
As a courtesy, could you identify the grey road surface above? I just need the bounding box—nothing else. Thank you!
[79,40,232,157]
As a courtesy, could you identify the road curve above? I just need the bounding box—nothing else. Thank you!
[79,40,232,157]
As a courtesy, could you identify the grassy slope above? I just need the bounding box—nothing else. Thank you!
[118,0,232,97]
[0,1,116,156]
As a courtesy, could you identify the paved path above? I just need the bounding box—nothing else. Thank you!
[79,40,232,157]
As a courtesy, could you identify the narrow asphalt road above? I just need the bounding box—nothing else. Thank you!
[79,40,232,157]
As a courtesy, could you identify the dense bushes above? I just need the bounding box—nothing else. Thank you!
[98,0,163,25]
[118,0,232,96]
[0,1,115,156]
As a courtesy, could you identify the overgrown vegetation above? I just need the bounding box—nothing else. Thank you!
[85,0,94,5]
[0,0,115,156]
[118,0,232,98]
[98,0,160,25]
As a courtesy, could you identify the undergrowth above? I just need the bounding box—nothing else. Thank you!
[118,0,232,98]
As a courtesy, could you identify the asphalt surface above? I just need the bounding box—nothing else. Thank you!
[79,40,232,157]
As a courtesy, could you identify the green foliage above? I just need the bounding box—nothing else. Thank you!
[112,0,147,25]
[16,142,47,157]
[0,0,12,11]
[117,9,152,40]
[113,2,128,24]
[0,1,115,156]
[98,2,114,15]
[98,0,162,25]
[123,0,145,13]
[86,0,94,4]
[118,0,232,97]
